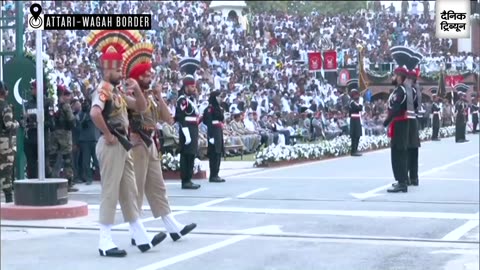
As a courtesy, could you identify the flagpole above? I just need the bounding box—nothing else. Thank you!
[0,1,3,81]
[35,29,46,181]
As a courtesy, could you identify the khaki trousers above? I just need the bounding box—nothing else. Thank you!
[131,142,171,218]
[96,136,139,225]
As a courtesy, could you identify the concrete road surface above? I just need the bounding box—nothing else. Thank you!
[1,134,479,270]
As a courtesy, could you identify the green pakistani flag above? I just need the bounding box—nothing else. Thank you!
[3,55,36,180]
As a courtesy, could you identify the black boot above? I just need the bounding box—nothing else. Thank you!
[410,179,419,186]
[387,183,408,193]
[209,176,226,183]
[136,232,167,252]
[98,247,127,257]
[170,223,197,241]
[182,181,201,190]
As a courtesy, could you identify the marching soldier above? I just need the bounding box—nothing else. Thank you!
[384,46,414,193]
[203,90,226,182]
[454,84,469,143]
[175,55,202,190]
[24,79,54,179]
[0,81,18,203]
[430,88,441,141]
[346,79,363,157]
[406,69,421,186]
[123,42,197,245]
[87,30,165,257]
[48,85,78,192]
[471,96,479,134]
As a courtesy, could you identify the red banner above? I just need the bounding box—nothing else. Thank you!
[323,50,337,70]
[445,75,464,88]
[308,52,322,71]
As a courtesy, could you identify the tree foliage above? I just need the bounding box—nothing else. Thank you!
[245,1,366,15]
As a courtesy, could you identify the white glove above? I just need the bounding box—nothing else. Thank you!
[182,127,191,145]
[209,138,214,144]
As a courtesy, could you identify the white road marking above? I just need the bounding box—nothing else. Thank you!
[109,189,268,229]
[431,249,479,255]
[236,188,269,198]
[135,225,280,270]
[165,206,478,220]
[111,198,233,229]
[350,184,393,200]
[249,176,479,181]
[420,154,479,176]
[442,219,480,241]
[350,153,480,200]
[87,205,479,221]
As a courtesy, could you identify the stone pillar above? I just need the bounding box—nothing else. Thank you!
[472,18,480,55]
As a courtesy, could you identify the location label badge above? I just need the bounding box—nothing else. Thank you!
[28,3,44,30]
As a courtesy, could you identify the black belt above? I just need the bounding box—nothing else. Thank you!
[101,128,127,136]
[140,128,155,137]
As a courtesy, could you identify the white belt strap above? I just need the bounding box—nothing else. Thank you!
[350,114,361,117]
[185,116,197,122]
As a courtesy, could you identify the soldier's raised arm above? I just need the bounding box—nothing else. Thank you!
[147,82,173,124]
[123,78,147,113]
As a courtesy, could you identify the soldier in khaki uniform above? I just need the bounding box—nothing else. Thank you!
[0,81,18,203]
[123,42,196,244]
[86,30,165,258]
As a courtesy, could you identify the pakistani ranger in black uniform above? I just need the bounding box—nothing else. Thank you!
[430,87,441,141]
[175,56,201,190]
[470,96,479,134]
[384,46,416,193]
[454,83,469,143]
[203,90,226,183]
[405,69,421,186]
[346,79,363,156]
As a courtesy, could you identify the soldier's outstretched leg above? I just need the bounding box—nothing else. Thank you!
[97,137,166,257]
[131,144,197,244]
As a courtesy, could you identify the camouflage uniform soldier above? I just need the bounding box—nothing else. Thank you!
[0,81,19,202]
[48,85,78,192]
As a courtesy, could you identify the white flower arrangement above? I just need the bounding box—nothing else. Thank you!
[254,126,457,167]
[161,152,204,172]
[24,50,58,107]
[161,152,180,171]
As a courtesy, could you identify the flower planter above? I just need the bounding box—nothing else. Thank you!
[255,148,382,168]
[257,159,312,168]
[255,126,456,168]
[162,170,207,180]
